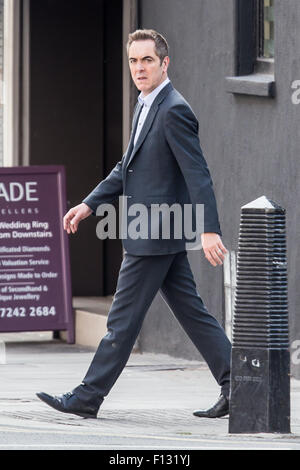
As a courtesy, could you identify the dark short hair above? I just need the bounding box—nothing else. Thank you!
[127,29,169,64]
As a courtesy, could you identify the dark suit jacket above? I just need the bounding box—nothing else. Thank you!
[83,81,222,255]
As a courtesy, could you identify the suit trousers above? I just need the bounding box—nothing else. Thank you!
[73,251,231,408]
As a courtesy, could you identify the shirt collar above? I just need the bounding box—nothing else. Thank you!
[138,77,170,108]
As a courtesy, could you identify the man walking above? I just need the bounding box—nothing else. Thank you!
[37,29,231,419]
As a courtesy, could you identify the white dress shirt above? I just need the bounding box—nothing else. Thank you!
[134,77,170,146]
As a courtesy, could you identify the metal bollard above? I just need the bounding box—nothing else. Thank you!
[229,196,290,434]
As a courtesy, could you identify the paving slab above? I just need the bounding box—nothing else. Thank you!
[0,332,299,450]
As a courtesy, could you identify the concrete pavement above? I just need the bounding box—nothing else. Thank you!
[0,331,300,450]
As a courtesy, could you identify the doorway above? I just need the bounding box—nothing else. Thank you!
[28,0,123,295]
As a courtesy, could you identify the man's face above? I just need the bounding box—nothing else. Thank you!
[128,40,169,96]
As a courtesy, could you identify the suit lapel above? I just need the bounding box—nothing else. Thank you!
[125,82,173,169]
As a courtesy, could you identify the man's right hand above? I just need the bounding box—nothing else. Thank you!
[63,203,92,234]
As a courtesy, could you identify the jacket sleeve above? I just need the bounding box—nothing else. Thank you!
[164,103,222,236]
[82,155,124,214]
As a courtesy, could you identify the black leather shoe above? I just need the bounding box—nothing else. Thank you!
[193,394,229,418]
[36,391,98,419]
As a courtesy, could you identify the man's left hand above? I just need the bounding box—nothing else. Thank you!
[201,233,228,267]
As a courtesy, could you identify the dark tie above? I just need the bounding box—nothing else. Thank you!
[129,102,144,152]
[123,103,143,168]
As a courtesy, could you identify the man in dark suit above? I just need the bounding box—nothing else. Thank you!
[37,29,231,419]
